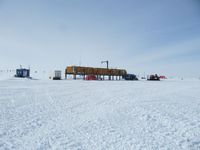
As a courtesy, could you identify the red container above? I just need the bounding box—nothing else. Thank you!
[85,75,97,80]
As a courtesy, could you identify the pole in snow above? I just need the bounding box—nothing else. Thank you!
[101,60,109,69]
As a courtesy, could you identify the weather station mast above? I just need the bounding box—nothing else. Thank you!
[101,60,109,69]
[101,60,110,80]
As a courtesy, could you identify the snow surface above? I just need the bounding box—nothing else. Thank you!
[0,78,200,150]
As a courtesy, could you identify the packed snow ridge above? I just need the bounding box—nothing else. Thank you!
[0,78,200,150]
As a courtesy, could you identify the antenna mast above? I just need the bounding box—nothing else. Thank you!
[101,60,109,69]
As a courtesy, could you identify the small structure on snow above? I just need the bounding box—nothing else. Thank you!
[15,68,30,78]
[53,70,62,80]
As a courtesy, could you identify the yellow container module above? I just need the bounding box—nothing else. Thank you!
[65,66,127,80]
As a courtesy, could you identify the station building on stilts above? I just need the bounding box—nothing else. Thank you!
[65,66,127,80]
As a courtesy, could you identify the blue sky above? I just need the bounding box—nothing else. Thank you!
[0,0,200,77]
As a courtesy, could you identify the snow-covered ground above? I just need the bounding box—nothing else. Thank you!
[0,78,200,150]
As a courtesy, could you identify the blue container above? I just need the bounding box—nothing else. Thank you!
[15,69,30,78]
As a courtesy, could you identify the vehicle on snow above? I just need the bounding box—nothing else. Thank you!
[85,75,97,80]
[122,74,138,80]
[147,74,160,81]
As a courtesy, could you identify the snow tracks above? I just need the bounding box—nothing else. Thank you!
[0,79,200,149]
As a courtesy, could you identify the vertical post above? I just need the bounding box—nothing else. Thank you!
[83,74,85,80]
[101,60,109,69]
[73,74,76,80]
[65,74,67,80]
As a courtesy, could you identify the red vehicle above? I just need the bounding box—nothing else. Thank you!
[85,75,97,80]
[160,76,167,79]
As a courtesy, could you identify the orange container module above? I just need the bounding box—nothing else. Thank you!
[65,66,127,80]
